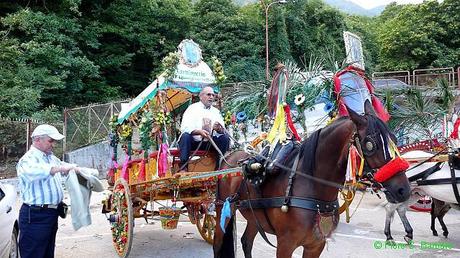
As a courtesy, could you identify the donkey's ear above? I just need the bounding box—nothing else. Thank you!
[364,100,377,116]
[347,105,367,129]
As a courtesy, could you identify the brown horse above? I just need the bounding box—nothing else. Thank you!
[213,103,411,258]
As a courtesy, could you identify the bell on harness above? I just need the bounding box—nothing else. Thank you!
[243,145,270,186]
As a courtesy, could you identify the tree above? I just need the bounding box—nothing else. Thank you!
[375,1,449,70]
[285,0,346,67]
[192,0,265,81]
[80,0,193,96]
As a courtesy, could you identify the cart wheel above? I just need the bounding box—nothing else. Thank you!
[111,179,134,258]
[196,205,216,244]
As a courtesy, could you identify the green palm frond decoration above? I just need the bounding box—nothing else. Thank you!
[223,81,268,119]
[437,78,455,112]
[386,78,457,142]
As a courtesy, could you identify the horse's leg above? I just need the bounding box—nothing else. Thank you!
[438,215,449,238]
[241,221,258,258]
[430,200,438,236]
[213,215,236,258]
[276,235,297,258]
[213,204,226,257]
[434,199,450,238]
[384,204,396,243]
[302,241,326,258]
[396,204,413,243]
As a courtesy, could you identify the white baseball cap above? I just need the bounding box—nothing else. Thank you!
[31,124,65,140]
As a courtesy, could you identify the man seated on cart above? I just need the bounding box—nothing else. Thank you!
[178,86,230,172]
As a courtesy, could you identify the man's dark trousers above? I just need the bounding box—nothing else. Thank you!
[178,132,230,170]
[19,204,59,258]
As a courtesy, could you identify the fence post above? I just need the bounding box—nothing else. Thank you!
[26,119,31,150]
[88,106,91,144]
[457,67,460,89]
[63,108,67,156]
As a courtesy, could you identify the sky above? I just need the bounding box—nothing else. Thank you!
[348,0,430,9]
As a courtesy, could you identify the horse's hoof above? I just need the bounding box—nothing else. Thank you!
[386,239,396,246]
[443,231,449,238]
[404,236,413,244]
[432,231,438,236]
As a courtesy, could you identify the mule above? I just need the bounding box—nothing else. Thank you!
[383,147,460,244]
[382,187,420,244]
[213,102,411,258]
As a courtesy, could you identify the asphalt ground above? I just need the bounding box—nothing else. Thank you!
[49,182,460,258]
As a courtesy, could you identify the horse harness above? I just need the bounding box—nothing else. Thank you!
[219,122,398,247]
[407,151,460,205]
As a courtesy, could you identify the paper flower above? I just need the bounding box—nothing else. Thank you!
[323,100,335,113]
[236,111,247,122]
[294,94,306,106]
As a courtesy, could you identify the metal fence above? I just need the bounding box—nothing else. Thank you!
[372,66,459,88]
[63,100,128,153]
[0,117,63,179]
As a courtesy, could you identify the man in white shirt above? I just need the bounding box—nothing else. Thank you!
[179,86,230,171]
[17,124,78,258]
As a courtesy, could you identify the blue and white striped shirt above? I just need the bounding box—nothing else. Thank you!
[16,146,64,205]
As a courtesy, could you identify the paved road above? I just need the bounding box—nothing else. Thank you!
[52,186,460,258]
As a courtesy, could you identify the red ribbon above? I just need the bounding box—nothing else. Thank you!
[450,117,460,139]
[283,105,301,141]
[138,158,146,181]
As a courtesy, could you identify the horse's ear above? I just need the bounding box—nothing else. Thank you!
[364,100,377,116]
[347,105,367,129]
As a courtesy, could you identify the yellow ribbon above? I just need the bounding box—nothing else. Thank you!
[389,139,400,159]
[267,105,287,143]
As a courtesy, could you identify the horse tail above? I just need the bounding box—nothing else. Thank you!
[217,216,236,258]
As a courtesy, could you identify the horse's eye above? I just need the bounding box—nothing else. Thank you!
[366,141,374,151]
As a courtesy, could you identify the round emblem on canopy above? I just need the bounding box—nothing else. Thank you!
[178,39,202,68]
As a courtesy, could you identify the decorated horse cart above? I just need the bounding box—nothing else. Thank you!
[100,35,415,257]
[101,40,241,257]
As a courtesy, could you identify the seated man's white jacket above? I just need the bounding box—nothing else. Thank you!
[65,168,104,231]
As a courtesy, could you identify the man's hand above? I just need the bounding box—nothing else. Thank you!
[213,122,224,134]
[50,164,78,176]
[192,129,210,139]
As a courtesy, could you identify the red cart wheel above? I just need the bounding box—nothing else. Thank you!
[110,179,134,258]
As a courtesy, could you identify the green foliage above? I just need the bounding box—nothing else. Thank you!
[2,9,100,107]
[192,0,265,81]
[31,105,62,123]
[285,0,346,66]
[375,0,459,70]
[1,0,458,125]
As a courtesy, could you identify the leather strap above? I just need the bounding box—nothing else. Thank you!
[283,153,300,206]
[238,197,339,213]
[448,154,460,205]
[417,177,460,186]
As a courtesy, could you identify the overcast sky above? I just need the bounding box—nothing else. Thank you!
[348,0,434,9]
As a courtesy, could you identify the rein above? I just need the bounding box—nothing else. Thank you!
[243,146,359,192]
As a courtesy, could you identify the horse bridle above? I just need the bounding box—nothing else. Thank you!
[352,131,399,199]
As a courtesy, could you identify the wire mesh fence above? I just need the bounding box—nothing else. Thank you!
[63,100,128,153]
[0,117,63,179]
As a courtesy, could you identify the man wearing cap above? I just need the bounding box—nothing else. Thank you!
[16,124,78,258]
[178,86,230,172]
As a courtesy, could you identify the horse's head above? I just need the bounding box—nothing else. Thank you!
[348,101,411,203]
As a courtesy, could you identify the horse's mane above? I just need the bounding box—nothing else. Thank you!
[365,114,396,143]
[291,114,394,177]
[296,128,322,176]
